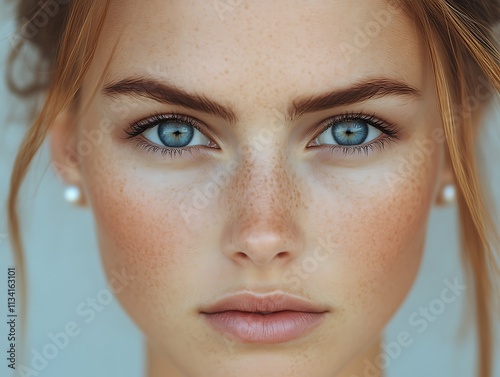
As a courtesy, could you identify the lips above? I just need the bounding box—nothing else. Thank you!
[200,292,329,344]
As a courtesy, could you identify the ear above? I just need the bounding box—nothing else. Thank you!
[50,108,87,206]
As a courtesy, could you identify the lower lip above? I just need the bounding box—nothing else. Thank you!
[201,310,327,344]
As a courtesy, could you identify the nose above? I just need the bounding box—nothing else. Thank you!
[220,153,305,268]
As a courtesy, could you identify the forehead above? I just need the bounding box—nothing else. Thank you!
[89,0,428,108]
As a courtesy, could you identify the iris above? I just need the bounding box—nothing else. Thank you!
[331,121,368,146]
[158,122,194,147]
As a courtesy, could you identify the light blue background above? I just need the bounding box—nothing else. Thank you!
[0,4,499,377]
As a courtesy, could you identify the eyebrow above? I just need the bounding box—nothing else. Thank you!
[288,78,421,121]
[103,77,238,124]
[102,77,421,125]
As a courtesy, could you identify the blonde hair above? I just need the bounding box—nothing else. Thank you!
[6,0,500,376]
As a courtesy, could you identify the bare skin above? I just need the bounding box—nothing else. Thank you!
[51,1,451,376]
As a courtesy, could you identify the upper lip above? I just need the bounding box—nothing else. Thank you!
[200,292,330,314]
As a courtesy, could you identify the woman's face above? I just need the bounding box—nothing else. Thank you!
[53,0,447,375]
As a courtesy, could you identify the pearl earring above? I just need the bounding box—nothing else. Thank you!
[64,185,82,205]
[441,183,456,205]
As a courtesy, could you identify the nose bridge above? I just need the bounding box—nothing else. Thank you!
[221,150,305,266]
[237,150,299,225]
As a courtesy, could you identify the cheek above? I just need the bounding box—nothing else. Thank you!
[81,151,209,323]
[310,149,440,331]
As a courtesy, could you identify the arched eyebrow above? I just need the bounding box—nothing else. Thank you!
[102,77,238,124]
[102,77,421,125]
[288,78,421,121]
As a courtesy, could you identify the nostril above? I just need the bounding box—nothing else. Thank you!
[276,251,289,259]
[232,250,290,265]
[235,251,249,259]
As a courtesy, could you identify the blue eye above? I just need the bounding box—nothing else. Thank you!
[157,122,194,147]
[331,121,369,146]
[315,118,382,147]
[141,118,211,148]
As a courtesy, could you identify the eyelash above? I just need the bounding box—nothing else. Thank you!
[124,112,400,159]
[124,113,213,159]
[311,112,400,156]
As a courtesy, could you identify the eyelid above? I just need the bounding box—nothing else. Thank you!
[304,112,401,157]
[306,112,399,147]
[125,112,210,140]
[123,111,400,160]
[122,112,220,160]
[315,112,399,140]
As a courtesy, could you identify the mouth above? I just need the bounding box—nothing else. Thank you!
[200,292,329,344]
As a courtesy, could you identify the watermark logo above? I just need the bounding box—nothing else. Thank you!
[349,277,466,377]
[213,0,245,21]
